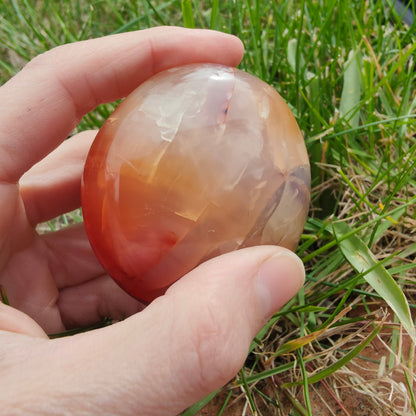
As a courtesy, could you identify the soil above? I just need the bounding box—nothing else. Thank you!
[194,326,415,416]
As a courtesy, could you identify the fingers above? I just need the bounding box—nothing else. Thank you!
[57,275,145,329]
[0,302,48,338]
[41,224,107,290]
[17,246,304,415]
[2,235,65,334]
[20,130,97,225]
[43,224,144,329]
[0,27,244,183]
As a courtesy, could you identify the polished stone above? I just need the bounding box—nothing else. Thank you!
[81,64,310,302]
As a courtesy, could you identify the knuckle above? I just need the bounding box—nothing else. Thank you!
[24,45,66,71]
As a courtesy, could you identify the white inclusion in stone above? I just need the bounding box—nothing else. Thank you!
[140,94,183,142]
[209,69,235,82]
[140,88,204,143]
[258,95,270,119]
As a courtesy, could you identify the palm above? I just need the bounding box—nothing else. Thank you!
[0,184,66,333]
[0,161,141,333]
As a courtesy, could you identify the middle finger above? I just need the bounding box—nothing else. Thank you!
[20,130,97,226]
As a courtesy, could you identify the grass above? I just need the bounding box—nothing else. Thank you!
[1,0,416,414]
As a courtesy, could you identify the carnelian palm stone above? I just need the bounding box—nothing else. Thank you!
[81,64,310,303]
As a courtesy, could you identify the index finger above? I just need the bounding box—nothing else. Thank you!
[0,27,244,183]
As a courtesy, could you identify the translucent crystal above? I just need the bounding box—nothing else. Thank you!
[81,64,310,302]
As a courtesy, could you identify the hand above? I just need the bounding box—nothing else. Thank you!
[0,27,305,415]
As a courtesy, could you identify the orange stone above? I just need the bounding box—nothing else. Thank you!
[81,64,310,303]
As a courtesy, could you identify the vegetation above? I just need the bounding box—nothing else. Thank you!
[1,0,415,414]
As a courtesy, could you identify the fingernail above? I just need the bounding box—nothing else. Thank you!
[255,250,305,319]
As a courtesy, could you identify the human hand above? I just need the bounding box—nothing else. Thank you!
[0,27,305,415]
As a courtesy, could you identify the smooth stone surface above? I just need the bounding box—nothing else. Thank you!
[81,64,310,303]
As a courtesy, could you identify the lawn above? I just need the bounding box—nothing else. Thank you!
[1,0,415,415]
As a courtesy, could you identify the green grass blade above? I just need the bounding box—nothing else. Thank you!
[303,197,416,263]
[282,324,381,387]
[339,49,361,128]
[333,221,416,342]
[111,17,142,34]
[404,368,416,413]
[287,38,305,74]
[297,350,312,416]
[181,0,195,28]
[239,368,258,414]
[144,0,167,26]
[217,390,233,416]
[245,0,263,78]
[48,318,113,338]
[180,389,219,416]
[0,60,16,77]
[0,285,10,305]
[210,0,220,29]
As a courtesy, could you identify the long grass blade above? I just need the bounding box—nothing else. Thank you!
[240,368,258,415]
[144,0,167,26]
[271,307,351,357]
[297,350,312,416]
[180,389,219,416]
[210,0,220,29]
[340,49,362,128]
[282,324,381,387]
[181,0,195,28]
[333,221,416,342]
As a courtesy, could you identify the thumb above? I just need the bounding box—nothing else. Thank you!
[10,246,304,415]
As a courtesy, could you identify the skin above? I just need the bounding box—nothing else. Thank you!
[0,27,305,415]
